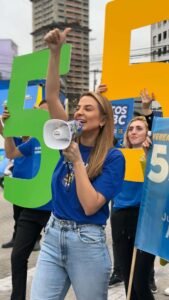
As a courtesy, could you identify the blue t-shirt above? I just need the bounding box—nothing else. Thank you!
[12,137,52,211]
[112,143,145,210]
[113,180,143,210]
[52,144,125,225]
[13,138,41,179]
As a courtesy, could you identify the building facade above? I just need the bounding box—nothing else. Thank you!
[0,39,18,79]
[151,20,169,62]
[30,0,90,100]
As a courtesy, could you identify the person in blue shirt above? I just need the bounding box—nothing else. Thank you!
[30,28,125,300]
[96,84,157,293]
[4,100,53,300]
[0,106,41,249]
[1,136,42,250]
[111,115,155,300]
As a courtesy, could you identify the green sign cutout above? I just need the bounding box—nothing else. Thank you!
[4,45,71,208]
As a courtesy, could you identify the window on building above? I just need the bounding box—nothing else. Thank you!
[152,50,156,59]
[163,46,167,54]
[153,36,156,45]
[158,48,162,56]
[163,31,167,39]
[158,33,162,42]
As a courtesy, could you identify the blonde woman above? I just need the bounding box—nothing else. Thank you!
[111,116,155,300]
[30,28,125,300]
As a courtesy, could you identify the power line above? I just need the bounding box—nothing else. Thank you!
[90,43,169,58]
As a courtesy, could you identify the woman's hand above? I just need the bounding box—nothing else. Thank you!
[63,142,83,164]
[44,28,71,52]
[142,135,152,157]
[95,84,107,94]
[2,106,10,122]
[140,88,155,109]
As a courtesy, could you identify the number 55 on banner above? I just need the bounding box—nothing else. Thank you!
[135,117,169,261]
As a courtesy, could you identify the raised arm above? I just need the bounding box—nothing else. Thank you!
[95,84,107,94]
[140,88,154,116]
[44,28,71,121]
[2,107,22,159]
[5,137,22,159]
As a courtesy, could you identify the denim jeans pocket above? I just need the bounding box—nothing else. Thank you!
[44,215,54,234]
[78,226,105,244]
[44,222,50,235]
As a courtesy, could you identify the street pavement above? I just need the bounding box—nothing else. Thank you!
[0,190,168,300]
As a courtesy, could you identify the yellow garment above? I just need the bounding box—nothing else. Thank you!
[140,155,146,174]
[35,85,42,107]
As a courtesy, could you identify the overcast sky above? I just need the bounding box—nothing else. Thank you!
[0,0,150,87]
[0,0,150,53]
[0,0,32,54]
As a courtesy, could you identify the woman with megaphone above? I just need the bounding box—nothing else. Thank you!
[31,28,125,300]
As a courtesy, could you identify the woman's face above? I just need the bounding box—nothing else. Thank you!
[127,120,147,148]
[74,96,104,133]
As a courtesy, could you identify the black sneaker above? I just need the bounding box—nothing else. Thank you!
[149,279,158,294]
[109,272,123,287]
[1,238,14,249]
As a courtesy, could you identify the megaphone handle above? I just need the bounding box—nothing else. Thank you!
[64,158,72,174]
[65,160,73,189]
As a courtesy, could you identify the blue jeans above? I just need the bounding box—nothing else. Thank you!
[31,214,112,300]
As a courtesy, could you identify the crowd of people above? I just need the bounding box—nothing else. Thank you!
[1,27,168,300]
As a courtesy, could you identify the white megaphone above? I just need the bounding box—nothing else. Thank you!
[43,119,83,150]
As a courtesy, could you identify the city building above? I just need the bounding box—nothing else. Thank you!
[0,39,18,79]
[30,0,90,101]
[149,20,169,113]
[151,20,169,62]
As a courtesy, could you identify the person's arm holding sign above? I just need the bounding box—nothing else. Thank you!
[140,88,155,131]
[5,137,22,159]
[2,109,23,159]
[0,104,10,136]
[140,88,154,116]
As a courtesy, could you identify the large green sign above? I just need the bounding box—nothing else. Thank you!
[4,45,71,208]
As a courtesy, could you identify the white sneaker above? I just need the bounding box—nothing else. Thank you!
[164,287,169,296]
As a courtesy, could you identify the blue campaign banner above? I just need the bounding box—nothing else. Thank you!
[111,98,134,146]
[135,117,169,261]
[0,149,10,177]
[0,80,9,114]
[24,85,39,109]
[0,80,41,112]
[0,80,66,111]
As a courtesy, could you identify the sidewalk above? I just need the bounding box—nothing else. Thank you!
[0,193,168,299]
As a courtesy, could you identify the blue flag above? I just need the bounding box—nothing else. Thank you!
[135,117,169,261]
[111,98,134,147]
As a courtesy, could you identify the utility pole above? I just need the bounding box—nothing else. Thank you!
[90,69,102,91]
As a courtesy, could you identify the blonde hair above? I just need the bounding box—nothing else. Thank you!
[123,116,148,148]
[77,91,114,179]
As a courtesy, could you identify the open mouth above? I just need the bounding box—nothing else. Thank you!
[76,119,86,124]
